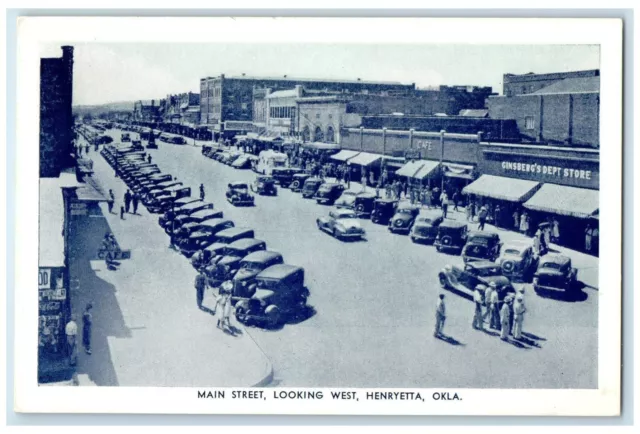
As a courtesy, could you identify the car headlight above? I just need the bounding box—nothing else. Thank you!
[444,265,452,272]
[533,277,539,285]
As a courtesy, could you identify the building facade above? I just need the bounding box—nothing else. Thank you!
[502,69,599,97]
[40,46,74,177]
[488,70,600,148]
[163,92,200,124]
[132,99,163,123]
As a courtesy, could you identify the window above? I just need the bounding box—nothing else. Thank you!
[524,116,535,130]
[326,126,335,143]
[315,113,320,119]
[314,126,324,142]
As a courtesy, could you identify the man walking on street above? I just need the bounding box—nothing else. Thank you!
[195,271,206,310]
[434,294,446,337]
[108,189,115,214]
[147,154,152,164]
[513,295,526,339]
[124,190,132,213]
[478,205,488,231]
[120,204,125,220]
[472,285,484,330]
[452,190,459,212]
[82,303,93,355]
[65,315,78,366]
[132,192,140,215]
[200,183,205,201]
[500,300,511,341]
[440,190,449,219]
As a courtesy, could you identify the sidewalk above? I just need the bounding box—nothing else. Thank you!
[67,147,273,387]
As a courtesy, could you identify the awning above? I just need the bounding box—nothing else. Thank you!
[442,162,475,180]
[75,176,110,202]
[331,150,360,162]
[300,142,340,151]
[412,160,441,180]
[462,175,541,202]
[246,132,260,139]
[347,152,382,167]
[395,160,425,178]
[523,184,599,218]
[39,174,79,267]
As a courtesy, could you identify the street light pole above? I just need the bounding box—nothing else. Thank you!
[440,129,446,192]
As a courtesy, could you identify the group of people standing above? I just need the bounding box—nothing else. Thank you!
[194,270,234,334]
[106,188,141,220]
[64,303,93,366]
[434,284,528,343]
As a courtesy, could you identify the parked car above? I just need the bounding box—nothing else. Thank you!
[143,182,184,204]
[273,168,304,188]
[438,260,516,301]
[409,210,444,244]
[316,208,366,240]
[214,227,256,245]
[131,139,143,151]
[121,132,131,142]
[371,198,398,225]
[498,240,538,282]
[289,173,311,192]
[231,155,253,170]
[462,231,502,263]
[226,182,255,206]
[234,264,309,327]
[160,201,214,231]
[211,238,267,275]
[173,209,225,236]
[251,176,277,196]
[533,254,579,294]
[335,191,377,217]
[170,136,186,145]
[433,220,468,254]
[232,251,285,298]
[301,177,324,198]
[388,203,421,234]
[314,183,346,205]
[146,133,158,149]
[147,187,192,214]
[176,219,235,257]
[222,153,242,165]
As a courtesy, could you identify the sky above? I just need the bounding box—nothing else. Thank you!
[40,43,600,106]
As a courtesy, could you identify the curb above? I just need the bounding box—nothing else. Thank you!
[242,325,275,388]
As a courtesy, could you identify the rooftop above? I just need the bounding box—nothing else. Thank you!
[531,76,600,95]
[221,75,410,86]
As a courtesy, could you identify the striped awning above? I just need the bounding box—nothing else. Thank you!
[395,160,425,178]
[347,152,382,167]
[413,160,441,180]
[331,150,360,162]
[462,175,541,202]
[524,183,599,218]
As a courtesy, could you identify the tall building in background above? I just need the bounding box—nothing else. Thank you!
[40,46,74,177]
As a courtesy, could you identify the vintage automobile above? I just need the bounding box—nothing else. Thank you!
[211,238,267,275]
[409,210,444,244]
[222,153,242,166]
[176,219,235,257]
[371,198,398,225]
[234,264,309,327]
[231,155,253,170]
[232,251,285,298]
[433,220,468,254]
[170,136,186,145]
[173,209,226,236]
[334,191,377,217]
[143,181,184,204]
[226,182,255,206]
[121,132,131,142]
[159,201,214,231]
[130,139,143,150]
[316,208,366,240]
[462,231,502,263]
[438,260,516,301]
[301,177,324,198]
[290,173,312,192]
[498,240,538,282]
[314,183,346,205]
[136,174,173,194]
[388,202,421,234]
[272,168,303,188]
[214,227,256,245]
[251,176,277,196]
[191,243,229,273]
[532,254,578,293]
[146,133,158,149]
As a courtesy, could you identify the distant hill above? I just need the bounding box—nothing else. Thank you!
[73,101,137,117]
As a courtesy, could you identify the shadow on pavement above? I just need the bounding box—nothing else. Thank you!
[535,285,589,303]
[68,203,132,386]
[435,334,465,346]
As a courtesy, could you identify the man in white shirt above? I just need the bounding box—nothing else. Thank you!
[65,315,78,366]
[472,286,485,330]
[513,296,527,340]
[434,294,446,337]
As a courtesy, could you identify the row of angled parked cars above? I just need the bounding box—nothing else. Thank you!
[100,143,310,328]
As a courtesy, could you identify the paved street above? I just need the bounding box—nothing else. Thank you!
[90,128,599,389]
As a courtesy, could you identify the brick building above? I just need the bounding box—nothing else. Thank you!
[133,99,163,123]
[488,69,600,148]
[40,46,74,177]
[163,92,200,124]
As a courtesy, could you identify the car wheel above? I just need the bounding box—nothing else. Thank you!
[502,260,515,274]
[356,204,365,213]
[410,236,417,243]
[441,235,453,247]
[292,181,300,190]
[333,228,340,240]
[438,273,450,289]
[266,305,281,327]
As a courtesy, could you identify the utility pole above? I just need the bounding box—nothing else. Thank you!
[440,130,446,192]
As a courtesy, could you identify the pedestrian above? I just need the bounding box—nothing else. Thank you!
[452,190,459,212]
[552,217,560,243]
[585,224,594,252]
[85,144,90,154]
[345,166,351,189]
[489,283,500,330]
[120,204,125,220]
[520,211,529,235]
[402,181,408,199]
[499,299,511,341]
[472,285,485,330]
[108,189,115,214]
[361,173,367,192]
[395,181,402,200]
[65,315,78,366]
[199,183,205,201]
[409,186,416,204]
[592,224,599,256]
[132,192,140,214]
[493,204,501,228]
[533,229,542,257]
[512,295,526,339]
[147,154,152,164]
[440,191,449,219]
[375,183,380,199]
[124,190,132,213]
[82,303,93,355]
[195,271,206,310]
[222,290,233,331]
[478,205,488,231]
[434,294,446,337]
[544,223,552,249]
[101,233,114,268]
[513,209,520,230]
[425,187,432,208]
[466,202,473,222]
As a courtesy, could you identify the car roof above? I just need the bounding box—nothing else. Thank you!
[306,177,323,182]
[293,173,310,178]
[397,202,420,210]
[227,238,265,249]
[216,227,253,237]
[178,201,208,210]
[257,175,273,180]
[375,198,397,204]
[196,218,231,227]
[229,182,248,188]
[241,250,282,263]
[466,260,500,269]
[467,231,500,240]
[439,220,467,229]
[332,208,357,218]
[191,209,219,218]
[417,210,443,219]
[320,182,340,188]
[257,264,303,280]
[541,254,571,266]
[504,240,532,250]
[357,192,377,199]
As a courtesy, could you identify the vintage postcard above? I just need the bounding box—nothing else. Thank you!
[14,16,622,415]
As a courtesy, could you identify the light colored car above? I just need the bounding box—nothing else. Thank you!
[316,208,365,240]
[497,240,538,282]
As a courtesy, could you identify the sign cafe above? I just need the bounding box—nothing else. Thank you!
[501,161,593,181]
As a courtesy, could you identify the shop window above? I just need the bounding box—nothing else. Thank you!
[314,126,324,142]
[326,126,335,143]
[525,116,535,130]
[315,113,320,119]
[302,126,310,142]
